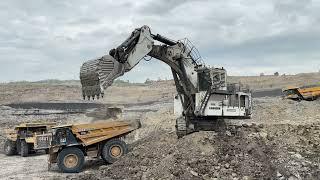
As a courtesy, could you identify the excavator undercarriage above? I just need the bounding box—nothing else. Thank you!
[80,25,252,137]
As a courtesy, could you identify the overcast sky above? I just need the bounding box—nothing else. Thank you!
[0,0,320,82]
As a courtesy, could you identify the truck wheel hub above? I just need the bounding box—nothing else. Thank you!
[110,146,122,157]
[64,154,78,168]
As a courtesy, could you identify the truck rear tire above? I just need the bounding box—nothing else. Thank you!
[4,139,17,156]
[101,138,128,164]
[57,147,85,173]
[20,140,29,157]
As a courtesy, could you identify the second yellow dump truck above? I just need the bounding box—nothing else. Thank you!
[46,121,138,173]
[283,85,320,101]
[4,122,56,157]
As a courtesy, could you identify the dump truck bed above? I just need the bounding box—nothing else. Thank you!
[298,85,320,99]
[283,84,320,100]
[54,121,135,146]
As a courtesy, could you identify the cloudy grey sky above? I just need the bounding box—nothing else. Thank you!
[0,0,320,82]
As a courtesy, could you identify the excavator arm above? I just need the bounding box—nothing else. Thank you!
[80,26,154,99]
[80,25,200,101]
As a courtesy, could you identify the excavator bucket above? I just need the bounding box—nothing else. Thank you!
[80,55,126,100]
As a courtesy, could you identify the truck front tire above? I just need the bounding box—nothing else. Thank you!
[101,138,128,164]
[20,140,29,157]
[57,147,85,173]
[4,139,17,156]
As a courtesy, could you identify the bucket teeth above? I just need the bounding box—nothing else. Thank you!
[80,55,125,100]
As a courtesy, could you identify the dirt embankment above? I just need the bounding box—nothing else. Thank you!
[0,80,176,105]
[1,71,319,104]
[229,72,320,90]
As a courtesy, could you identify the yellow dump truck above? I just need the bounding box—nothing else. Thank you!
[46,121,138,173]
[4,122,56,157]
[283,85,320,101]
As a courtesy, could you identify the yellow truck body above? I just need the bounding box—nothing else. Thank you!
[52,121,136,146]
[4,122,56,157]
[47,121,138,173]
[283,85,320,101]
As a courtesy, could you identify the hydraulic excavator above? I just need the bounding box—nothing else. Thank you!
[80,25,252,137]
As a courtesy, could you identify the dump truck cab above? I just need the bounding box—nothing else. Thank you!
[282,86,301,100]
[4,122,56,157]
[47,121,137,173]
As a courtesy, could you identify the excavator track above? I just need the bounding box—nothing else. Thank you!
[176,116,187,138]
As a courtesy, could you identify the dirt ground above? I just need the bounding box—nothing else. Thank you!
[0,74,319,180]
